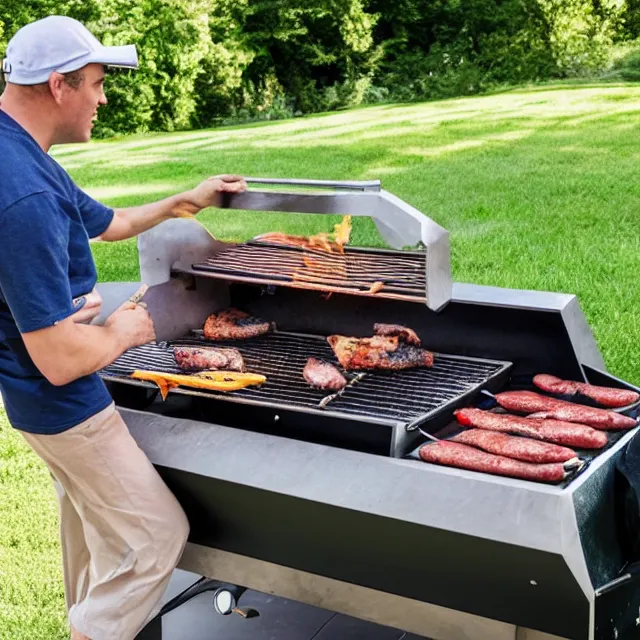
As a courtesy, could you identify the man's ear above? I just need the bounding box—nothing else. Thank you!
[48,72,66,104]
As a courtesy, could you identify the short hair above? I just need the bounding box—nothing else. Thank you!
[1,68,85,94]
[61,69,85,89]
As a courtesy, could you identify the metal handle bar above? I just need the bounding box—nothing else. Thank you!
[243,177,381,192]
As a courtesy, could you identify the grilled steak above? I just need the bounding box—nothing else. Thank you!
[327,334,434,371]
[450,429,577,464]
[495,390,637,430]
[455,408,607,449]
[533,374,639,408]
[303,358,347,391]
[418,441,566,484]
[173,346,245,372]
[203,308,275,341]
[373,323,421,345]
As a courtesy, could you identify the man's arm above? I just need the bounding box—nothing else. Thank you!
[99,174,247,242]
[21,300,154,387]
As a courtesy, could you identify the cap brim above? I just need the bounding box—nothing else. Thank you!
[87,44,138,70]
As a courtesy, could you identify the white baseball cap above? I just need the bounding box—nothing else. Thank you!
[2,15,138,85]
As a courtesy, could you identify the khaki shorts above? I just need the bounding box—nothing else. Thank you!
[21,403,189,640]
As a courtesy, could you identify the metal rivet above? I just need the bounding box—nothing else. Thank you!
[274,415,280,422]
[530,580,538,586]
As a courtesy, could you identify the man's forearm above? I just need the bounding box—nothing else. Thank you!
[100,191,200,242]
[23,320,130,387]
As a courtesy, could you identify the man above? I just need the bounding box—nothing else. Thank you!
[0,15,247,640]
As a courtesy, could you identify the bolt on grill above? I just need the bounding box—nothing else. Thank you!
[188,242,427,303]
[101,332,511,430]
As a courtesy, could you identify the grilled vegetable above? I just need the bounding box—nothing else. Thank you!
[130,370,266,400]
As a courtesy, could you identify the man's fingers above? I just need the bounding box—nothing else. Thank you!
[219,180,247,193]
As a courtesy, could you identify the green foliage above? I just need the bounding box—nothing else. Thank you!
[0,0,637,135]
[366,0,627,104]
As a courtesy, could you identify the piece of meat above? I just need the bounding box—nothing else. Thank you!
[373,323,421,345]
[495,390,637,431]
[203,308,275,341]
[533,374,639,408]
[327,334,434,371]
[173,346,245,372]
[303,358,347,391]
[418,441,566,484]
[455,408,608,449]
[450,429,577,464]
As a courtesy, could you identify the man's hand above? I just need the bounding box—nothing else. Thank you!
[101,175,247,242]
[104,298,156,350]
[182,174,247,214]
[71,288,102,324]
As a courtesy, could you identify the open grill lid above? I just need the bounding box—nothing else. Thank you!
[137,177,453,311]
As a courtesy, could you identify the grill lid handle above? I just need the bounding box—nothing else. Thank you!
[243,177,381,192]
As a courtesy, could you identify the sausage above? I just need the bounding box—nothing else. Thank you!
[450,429,577,464]
[494,391,637,431]
[418,441,566,483]
[455,408,608,449]
[533,374,639,409]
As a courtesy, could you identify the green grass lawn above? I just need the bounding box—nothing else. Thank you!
[2,82,640,638]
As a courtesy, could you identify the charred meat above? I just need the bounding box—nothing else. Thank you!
[303,358,347,391]
[203,308,275,341]
[173,346,245,372]
[373,323,421,345]
[533,373,639,408]
[327,334,433,371]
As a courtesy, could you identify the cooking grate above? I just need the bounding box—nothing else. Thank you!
[188,242,427,303]
[101,332,511,428]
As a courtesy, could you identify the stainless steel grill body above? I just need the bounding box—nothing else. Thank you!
[102,331,511,457]
[94,179,640,640]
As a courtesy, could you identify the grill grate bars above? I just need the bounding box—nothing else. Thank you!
[189,243,427,303]
[101,332,510,426]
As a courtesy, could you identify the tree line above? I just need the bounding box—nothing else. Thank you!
[1,0,638,137]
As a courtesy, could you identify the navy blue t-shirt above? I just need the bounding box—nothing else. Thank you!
[0,110,115,434]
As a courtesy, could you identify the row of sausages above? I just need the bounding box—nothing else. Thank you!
[418,376,639,484]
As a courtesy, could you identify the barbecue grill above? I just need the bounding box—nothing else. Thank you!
[94,178,640,640]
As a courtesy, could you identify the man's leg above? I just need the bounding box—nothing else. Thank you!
[52,476,91,611]
[22,403,189,640]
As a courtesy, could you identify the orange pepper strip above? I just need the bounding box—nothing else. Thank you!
[131,370,266,400]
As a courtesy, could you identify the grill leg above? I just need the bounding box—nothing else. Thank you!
[134,616,162,640]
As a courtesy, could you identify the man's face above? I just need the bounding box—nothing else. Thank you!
[57,63,107,143]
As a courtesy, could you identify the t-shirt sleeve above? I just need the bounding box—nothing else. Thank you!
[75,186,114,238]
[0,193,76,333]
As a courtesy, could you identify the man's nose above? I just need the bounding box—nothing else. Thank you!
[99,89,107,105]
